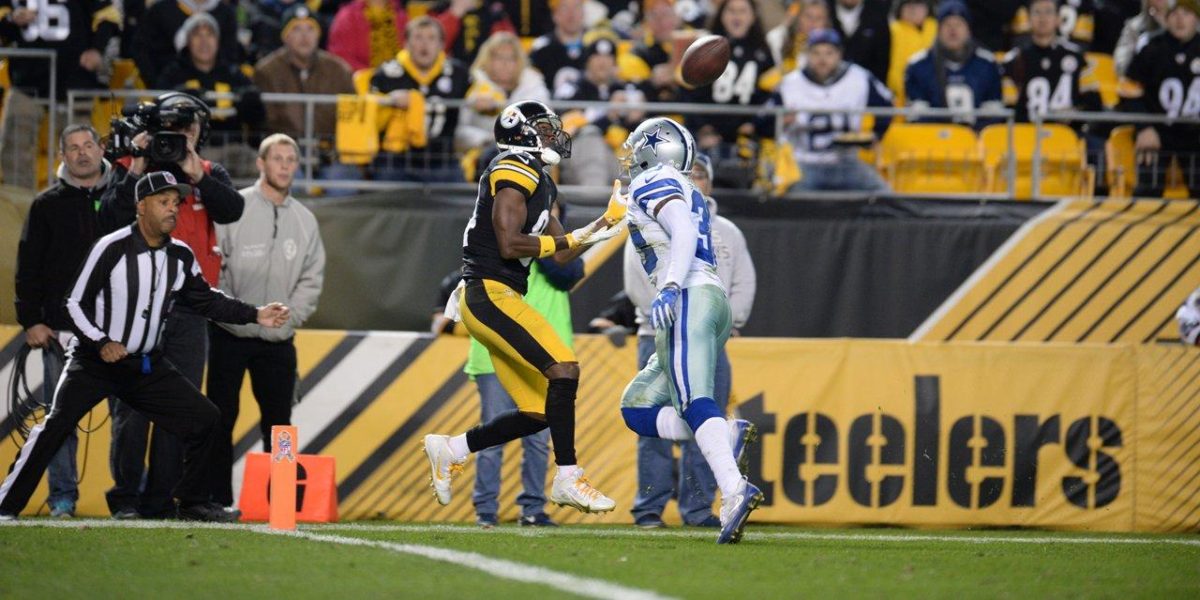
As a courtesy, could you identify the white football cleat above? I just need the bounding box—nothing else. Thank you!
[550,468,616,513]
[423,434,466,505]
[718,477,764,544]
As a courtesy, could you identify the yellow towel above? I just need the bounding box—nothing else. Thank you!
[335,94,380,165]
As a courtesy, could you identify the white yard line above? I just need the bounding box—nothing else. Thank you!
[0,519,675,600]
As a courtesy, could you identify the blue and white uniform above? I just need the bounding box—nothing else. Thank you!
[621,163,733,416]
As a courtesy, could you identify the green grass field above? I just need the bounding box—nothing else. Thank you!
[1,520,1197,599]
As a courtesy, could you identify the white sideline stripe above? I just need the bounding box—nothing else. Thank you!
[3,520,1198,548]
[0,520,675,600]
[907,198,1072,342]
[316,523,1200,547]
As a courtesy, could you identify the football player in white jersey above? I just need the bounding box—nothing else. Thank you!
[616,117,764,544]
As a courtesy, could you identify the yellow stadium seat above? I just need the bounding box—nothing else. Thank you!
[352,68,375,95]
[877,123,984,193]
[1106,125,1135,197]
[979,123,1091,199]
[1085,52,1117,109]
[1105,125,1189,198]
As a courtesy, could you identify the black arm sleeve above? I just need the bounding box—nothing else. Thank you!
[14,198,49,328]
[195,163,244,224]
[98,163,138,234]
[178,250,258,324]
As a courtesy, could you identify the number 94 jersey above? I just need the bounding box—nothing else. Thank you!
[626,164,724,292]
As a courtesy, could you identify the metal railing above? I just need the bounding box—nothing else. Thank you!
[0,48,57,185]
[59,88,1200,201]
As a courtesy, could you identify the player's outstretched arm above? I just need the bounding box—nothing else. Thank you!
[493,188,623,261]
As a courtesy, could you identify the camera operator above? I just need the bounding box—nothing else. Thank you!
[97,91,245,519]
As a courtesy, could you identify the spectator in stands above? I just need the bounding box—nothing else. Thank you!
[888,0,937,104]
[134,1,241,87]
[1001,0,1104,145]
[328,0,408,71]
[1118,0,1200,198]
[370,16,470,182]
[99,91,244,520]
[14,125,113,518]
[207,134,325,508]
[561,37,627,185]
[767,0,831,72]
[825,0,891,84]
[627,153,756,529]
[906,1,1005,129]
[1178,286,1200,345]
[618,0,686,104]
[468,201,583,529]
[255,6,356,142]
[456,32,550,168]
[0,1,119,99]
[964,0,1023,50]
[247,0,311,62]
[775,29,892,193]
[500,0,554,37]
[431,0,517,65]
[530,0,588,98]
[1012,0,1098,50]
[682,0,779,188]
[156,13,267,174]
[1115,0,1169,74]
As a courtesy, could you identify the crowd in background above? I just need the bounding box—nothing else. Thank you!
[0,0,1197,197]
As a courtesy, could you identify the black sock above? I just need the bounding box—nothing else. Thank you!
[465,410,547,452]
[545,378,578,466]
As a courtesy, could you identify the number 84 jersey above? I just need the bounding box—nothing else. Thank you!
[626,164,724,292]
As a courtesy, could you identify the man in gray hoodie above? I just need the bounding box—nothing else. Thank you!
[205,133,325,507]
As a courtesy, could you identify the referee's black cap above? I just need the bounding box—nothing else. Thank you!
[135,171,192,202]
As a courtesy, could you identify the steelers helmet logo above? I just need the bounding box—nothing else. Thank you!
[1061,55,1077,73]
[437,76,452,94]
[1041,58,1052,70]
[1177,53,1187,65]
[500,105,522,129]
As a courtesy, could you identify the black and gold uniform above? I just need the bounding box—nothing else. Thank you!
[459,150,574,411]
[1118,27,1200,197]
[371,50,471,166]
[1001,39,1102,123]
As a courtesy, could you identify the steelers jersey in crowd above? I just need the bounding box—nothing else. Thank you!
[1118,30,1200,148]
[680,38,780,143]
[0,0,120,98]
[371,50,471,159]
[1012,0,1096,49]
[433,0,515,65]
[462,151,557,295]
[1001,39,1102,122]
[530,34,586,99]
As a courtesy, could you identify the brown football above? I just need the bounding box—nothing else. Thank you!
[680,34,731,88]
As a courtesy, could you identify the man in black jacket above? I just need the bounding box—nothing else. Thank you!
[99,92,246,518]
[13,124,112,518]
[826,0,891,84]
[132,0,241,88]
[0,171,290,522]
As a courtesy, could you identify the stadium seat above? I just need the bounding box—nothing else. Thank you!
[979,123,1091,199]
[1086,52,1118,109]
[876,123,984,194]
[1105,125,1190,198]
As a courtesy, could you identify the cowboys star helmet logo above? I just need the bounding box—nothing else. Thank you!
[642,127,667,156]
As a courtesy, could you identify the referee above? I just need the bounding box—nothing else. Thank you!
[0,172,290,522]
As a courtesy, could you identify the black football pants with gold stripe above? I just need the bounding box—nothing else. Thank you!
[458,278,580,465]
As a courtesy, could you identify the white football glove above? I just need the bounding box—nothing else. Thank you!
[569,217,625,247]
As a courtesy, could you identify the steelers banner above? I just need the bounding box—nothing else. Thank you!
[0,326,1197,532]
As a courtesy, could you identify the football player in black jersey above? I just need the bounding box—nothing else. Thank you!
[370,16,472,182]
[422,100,628,514]
[1001,0,1103,133]
[1118,0,1200,197]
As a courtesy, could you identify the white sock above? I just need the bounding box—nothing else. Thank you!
[555,464,580,480]
[448,433,469,461]
[694,417,744,498]
[656,407,693,441]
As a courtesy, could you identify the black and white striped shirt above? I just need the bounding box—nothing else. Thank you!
[65,224,258,355]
